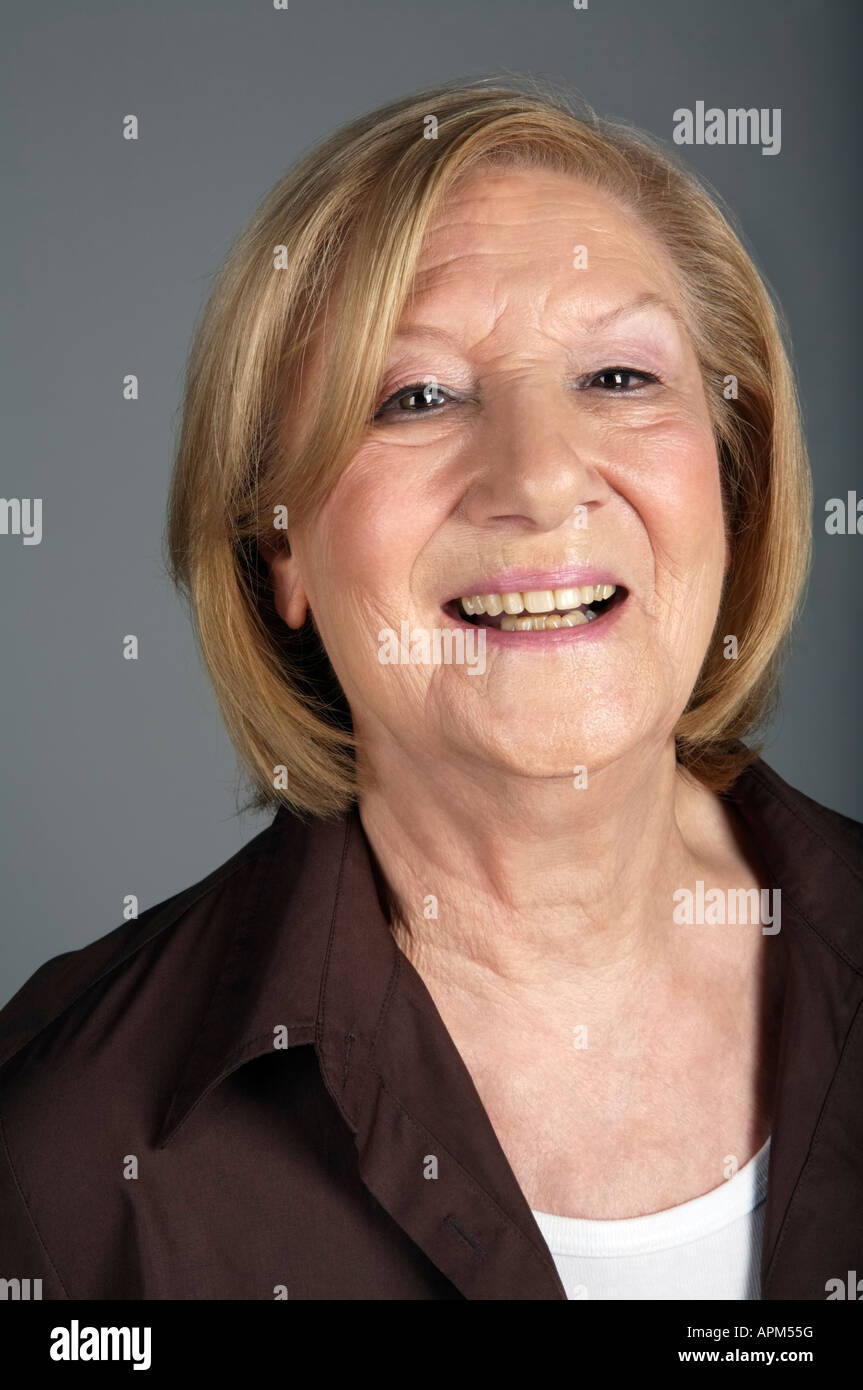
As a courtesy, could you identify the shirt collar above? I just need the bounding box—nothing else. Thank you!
[154,754,863,1297]
[157,801,566,1296]
[158,753,863,1144]
[156,792,555,1204]
[720,757,863,1291]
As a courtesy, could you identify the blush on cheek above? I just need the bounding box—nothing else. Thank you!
[642,425,723,534]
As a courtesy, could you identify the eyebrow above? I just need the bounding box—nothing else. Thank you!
[582,291,690,335]
[390,292,691,348]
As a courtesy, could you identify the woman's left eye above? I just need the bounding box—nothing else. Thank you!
[372,382,453,419]
[589,367,661,391]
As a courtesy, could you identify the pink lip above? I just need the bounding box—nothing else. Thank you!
[443,567,626,605]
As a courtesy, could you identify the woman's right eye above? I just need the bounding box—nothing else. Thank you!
[373,382,451,419]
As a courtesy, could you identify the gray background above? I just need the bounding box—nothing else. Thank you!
[2,0,860,1005]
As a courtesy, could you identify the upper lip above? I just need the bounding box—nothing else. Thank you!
[443,567,627,604]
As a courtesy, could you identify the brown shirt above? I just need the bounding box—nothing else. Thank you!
[1,755,861,1300]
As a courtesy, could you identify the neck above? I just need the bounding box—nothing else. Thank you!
[356,735,736,994]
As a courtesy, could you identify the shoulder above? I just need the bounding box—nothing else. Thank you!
[728,755,863,968]
[0,806,312,1297]
[744,756,863,861]
[0,813,281,1092]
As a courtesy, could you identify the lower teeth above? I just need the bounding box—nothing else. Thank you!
[500,606,598,631]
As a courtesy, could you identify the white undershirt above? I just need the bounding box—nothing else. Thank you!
[531,1138,770,1300]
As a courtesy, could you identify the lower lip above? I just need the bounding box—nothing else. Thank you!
[441,592,630,648]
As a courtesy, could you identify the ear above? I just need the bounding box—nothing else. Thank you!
[260,534,309,630]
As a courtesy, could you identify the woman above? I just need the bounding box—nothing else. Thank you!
[0,78,860,1303]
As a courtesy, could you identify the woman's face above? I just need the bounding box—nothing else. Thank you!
[272,168,728,783]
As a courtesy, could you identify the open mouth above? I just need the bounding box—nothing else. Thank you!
[443,583,627,631]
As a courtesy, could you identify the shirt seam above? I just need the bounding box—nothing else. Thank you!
[763,989,863,1289]
[317,813,358,1121]
[365,948,563,1282]
[316,819,562,1286]
[740,766,863,976]
[0,1103,71,1299]
[157,819,289,1145]
[369,1063,563,1280]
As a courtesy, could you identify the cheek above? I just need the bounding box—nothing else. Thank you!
[308,448,438,617]
[612,415,725,573]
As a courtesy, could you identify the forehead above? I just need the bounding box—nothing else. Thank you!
[404,167,687,336]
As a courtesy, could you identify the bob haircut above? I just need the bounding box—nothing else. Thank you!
[166,75,812,820]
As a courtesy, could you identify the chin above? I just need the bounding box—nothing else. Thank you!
[455,718,639,783]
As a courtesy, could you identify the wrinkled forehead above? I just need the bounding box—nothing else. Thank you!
[394,169,697,365]
[284,166,698,447]
[424,167,678,275]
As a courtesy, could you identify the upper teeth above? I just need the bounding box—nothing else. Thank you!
[459,584,616,616]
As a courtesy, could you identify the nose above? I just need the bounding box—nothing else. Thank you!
[458,374,611,532]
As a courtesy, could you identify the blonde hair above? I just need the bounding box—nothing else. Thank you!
[165,75,812,819]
